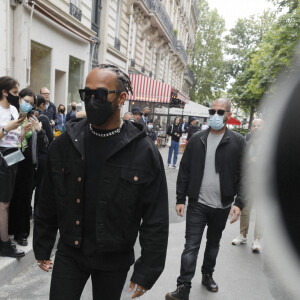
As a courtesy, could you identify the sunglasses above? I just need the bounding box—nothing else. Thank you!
[208,109,230,116]
[78,88,121,103]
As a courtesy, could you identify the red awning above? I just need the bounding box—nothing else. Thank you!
[177,91,190,104]
[127,74,172,103]
[227,117,241,125]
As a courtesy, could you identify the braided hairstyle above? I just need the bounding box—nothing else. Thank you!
[97,64,133,95]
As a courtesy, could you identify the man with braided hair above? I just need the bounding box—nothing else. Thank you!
[33,64,169,300]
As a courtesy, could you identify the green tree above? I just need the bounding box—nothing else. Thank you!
[190,0,227,105]
[225,11,276,127]
[225,11,276,77]
[248,2,300,99]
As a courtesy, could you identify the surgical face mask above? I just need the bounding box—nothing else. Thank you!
[148,124,153,129]
[72,106,77,111]
[208,114,225,130]
[59,109,65,114]
[20,100,33,113]
[85,96,118,126]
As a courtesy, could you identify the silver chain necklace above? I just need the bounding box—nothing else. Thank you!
[89,120,124,138]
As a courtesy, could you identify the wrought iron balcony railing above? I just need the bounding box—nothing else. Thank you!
[176,40,188,64]
[70,3,82,22]
[184,67,195,85]
[192,0,199,21]
[144,0,174,42]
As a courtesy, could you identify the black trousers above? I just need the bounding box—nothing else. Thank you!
[8,159,35,239]
[50,248,129,300]
[177,202,231,287]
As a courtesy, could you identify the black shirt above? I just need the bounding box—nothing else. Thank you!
[82,122,134,270]
[167,124,182,142]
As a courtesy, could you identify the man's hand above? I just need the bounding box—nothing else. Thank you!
[37,259,53,272]
[50,120,55,127]
[129,282,148,298]
[229,205,241,224]
[176,204,185,217]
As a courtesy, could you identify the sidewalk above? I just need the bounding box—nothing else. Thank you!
[0,223,34,287]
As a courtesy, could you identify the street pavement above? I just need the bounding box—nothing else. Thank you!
[0,146,297,300]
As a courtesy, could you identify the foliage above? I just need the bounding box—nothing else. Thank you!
[231,127,250,136]
[190,0,228,105]
[227,0,300,127]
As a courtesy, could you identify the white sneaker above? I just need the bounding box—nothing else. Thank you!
[232,234,247,245]
[252,239,261,253]
[173,165,179,169]
[168,164,172,168]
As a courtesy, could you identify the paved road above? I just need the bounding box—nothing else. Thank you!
[0,147,297,299]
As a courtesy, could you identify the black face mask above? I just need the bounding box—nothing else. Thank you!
[144,113,149,117]
[72,106,77,111]
[59,109,65,114]
[7,92,20,110]
[85,96,118,126]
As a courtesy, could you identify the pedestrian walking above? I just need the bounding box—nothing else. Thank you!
[141,106,150,126]
[8,88,48,247]
[54,104,66,138]
[33,64,169,300]
[0,76,26,258]
[147,119,157,144]
[66,102,78,122]
[166,98,246,300]
[187,117,199,141]
[167,116,182,169]
[131,106,143,123]
[40,87,56,128]
[232,118,264,252]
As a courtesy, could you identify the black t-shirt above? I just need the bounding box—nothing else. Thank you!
[58,122,134,270]
[82,121,134,270]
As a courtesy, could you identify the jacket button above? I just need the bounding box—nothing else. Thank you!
[78,177,82,182]
[134,176,139,182]
[74,241,79,245]
[76,199,80,204]
[76,221,80,225]
[62,168,64,173]
[82,156,84,160]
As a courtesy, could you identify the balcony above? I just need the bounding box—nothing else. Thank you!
[192,0,199,21]
[69,3,82,22]
[143,0,174,43]
[176,40,188,64]
[184,67,195,85]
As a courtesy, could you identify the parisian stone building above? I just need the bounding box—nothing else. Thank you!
[1,0,200,125]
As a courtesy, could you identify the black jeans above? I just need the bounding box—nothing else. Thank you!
[177,202,231,287]
[50,248,129,300]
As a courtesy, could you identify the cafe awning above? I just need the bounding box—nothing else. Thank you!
[227,117,241,125]
[177,91,190,104]
[127,74,172,103]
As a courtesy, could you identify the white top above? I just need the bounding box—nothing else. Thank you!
[0,104,21,148]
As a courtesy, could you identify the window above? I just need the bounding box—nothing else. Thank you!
[30,41,51,93]
[68,56,84,105]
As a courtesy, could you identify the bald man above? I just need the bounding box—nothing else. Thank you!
[232,118,264,253]
[166,98,246,300]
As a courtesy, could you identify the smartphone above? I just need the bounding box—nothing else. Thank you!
[18,113,27,120]
[27,110,39,119]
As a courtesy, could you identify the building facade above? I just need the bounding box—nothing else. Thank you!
[1,0,202,126]
[1,0,96,110]
[96,0,199,127]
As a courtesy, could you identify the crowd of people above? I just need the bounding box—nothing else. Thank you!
[0,64,262,300]
[0,77,79,258]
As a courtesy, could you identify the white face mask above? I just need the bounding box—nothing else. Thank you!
[148,124,153,129]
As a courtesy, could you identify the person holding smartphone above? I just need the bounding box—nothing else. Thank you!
[0,76,28,258]
[9,88,48,248]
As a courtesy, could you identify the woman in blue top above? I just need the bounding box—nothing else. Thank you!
[55,104,66,135]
